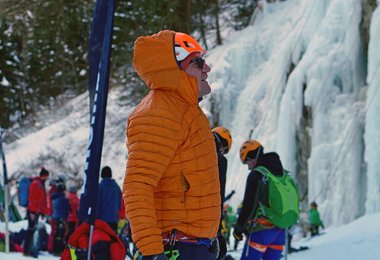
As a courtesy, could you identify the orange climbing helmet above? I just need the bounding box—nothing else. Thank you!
[174,32,206,62]
[239,140,263,163]
[212,127,232,153]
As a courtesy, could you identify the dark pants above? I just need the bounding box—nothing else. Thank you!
[66,221,77,242]
[310,224,320,236]
[166,242,216,260]
[234,237,241,251]
[52,219,67,254]
[23,211,40,256]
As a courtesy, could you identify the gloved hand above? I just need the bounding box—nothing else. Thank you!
[29,212,36,221]
[233,229,243,241]
[216,233,227,259]
[233,224,244,241]
[140,252,169,260]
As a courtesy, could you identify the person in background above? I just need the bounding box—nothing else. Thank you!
[233,202,243,251]
[309,201,324,237]
[233,140,295,260]
[47,175,66,253]
[96,166,122,232]
[23,167,49,257]
[123,30,221,260]
[221,205,237,247]
[117,194,134,259]
[212,126,233,256]
[66,184,80,241]
[212,127,233,217]
[51,181,70,255]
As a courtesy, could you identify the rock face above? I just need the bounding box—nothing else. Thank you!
[361,0,377,59]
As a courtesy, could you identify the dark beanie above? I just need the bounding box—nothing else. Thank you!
[40,167,49,177]
[101,166,112,179]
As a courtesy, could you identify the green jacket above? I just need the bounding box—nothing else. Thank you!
[309,208,323,226]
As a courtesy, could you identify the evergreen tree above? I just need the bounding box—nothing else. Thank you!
[0,18,29,127]
[0,0,255,128]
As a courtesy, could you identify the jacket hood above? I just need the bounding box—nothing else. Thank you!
[133,30,199,104]
[256,152,284,176]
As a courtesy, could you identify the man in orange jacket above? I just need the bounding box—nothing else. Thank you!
[123,31,221,260]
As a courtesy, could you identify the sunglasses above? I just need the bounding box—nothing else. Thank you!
[189,57,205,69]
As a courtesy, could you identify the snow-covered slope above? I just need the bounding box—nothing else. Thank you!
[225,212,380,260]
[288,212,380,260]
[203,0,378,226]
[3,87,134,188]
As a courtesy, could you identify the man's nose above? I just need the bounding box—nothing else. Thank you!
[203,63,211,73]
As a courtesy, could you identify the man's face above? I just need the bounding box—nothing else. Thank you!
[218,143,228,155]
[184,56,211,98]
[40,175,49,182]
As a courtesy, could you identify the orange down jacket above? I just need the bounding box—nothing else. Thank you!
[122,30,220,256]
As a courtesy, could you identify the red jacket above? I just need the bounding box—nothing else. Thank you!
[67,192,80,223]
[27,177,47,215]
[46,185,58,216]
[61,220,126,260]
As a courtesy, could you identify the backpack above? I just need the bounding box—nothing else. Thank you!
[18,177,31,207]
[254,166,300,228]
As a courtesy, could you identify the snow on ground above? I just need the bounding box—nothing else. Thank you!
[0,220,57,259]
[289,212,380,260]
[0,251,58,260]
[225,212,380,260]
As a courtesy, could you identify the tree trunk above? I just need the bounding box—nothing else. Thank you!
[214,0,222,45]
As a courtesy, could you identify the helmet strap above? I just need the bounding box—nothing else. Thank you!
[248,146,262,170]
[254,146,262,163]
[213,132,221,143]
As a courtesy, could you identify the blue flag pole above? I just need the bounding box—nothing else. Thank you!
[78,0,115,258]
[0,128,10,253]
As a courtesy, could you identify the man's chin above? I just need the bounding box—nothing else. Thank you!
[199,82,211,97]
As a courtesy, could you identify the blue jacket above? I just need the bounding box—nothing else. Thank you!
[96,178,122,224]
[52,192,70,220]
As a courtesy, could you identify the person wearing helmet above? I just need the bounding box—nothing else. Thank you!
[212,126,233,255]
[233,140,285,260]
[123,31,220,260]
[51,181,70,255]
[212,127,234,216]
[309,201,324,237]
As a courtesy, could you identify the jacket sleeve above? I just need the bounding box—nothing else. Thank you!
[236,171,260,232]
[123,109,180,256]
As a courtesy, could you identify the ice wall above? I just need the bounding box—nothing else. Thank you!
[364,2,380,214]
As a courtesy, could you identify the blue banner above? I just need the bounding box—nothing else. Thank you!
[0,129,8,186]
[79,0,115,225]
